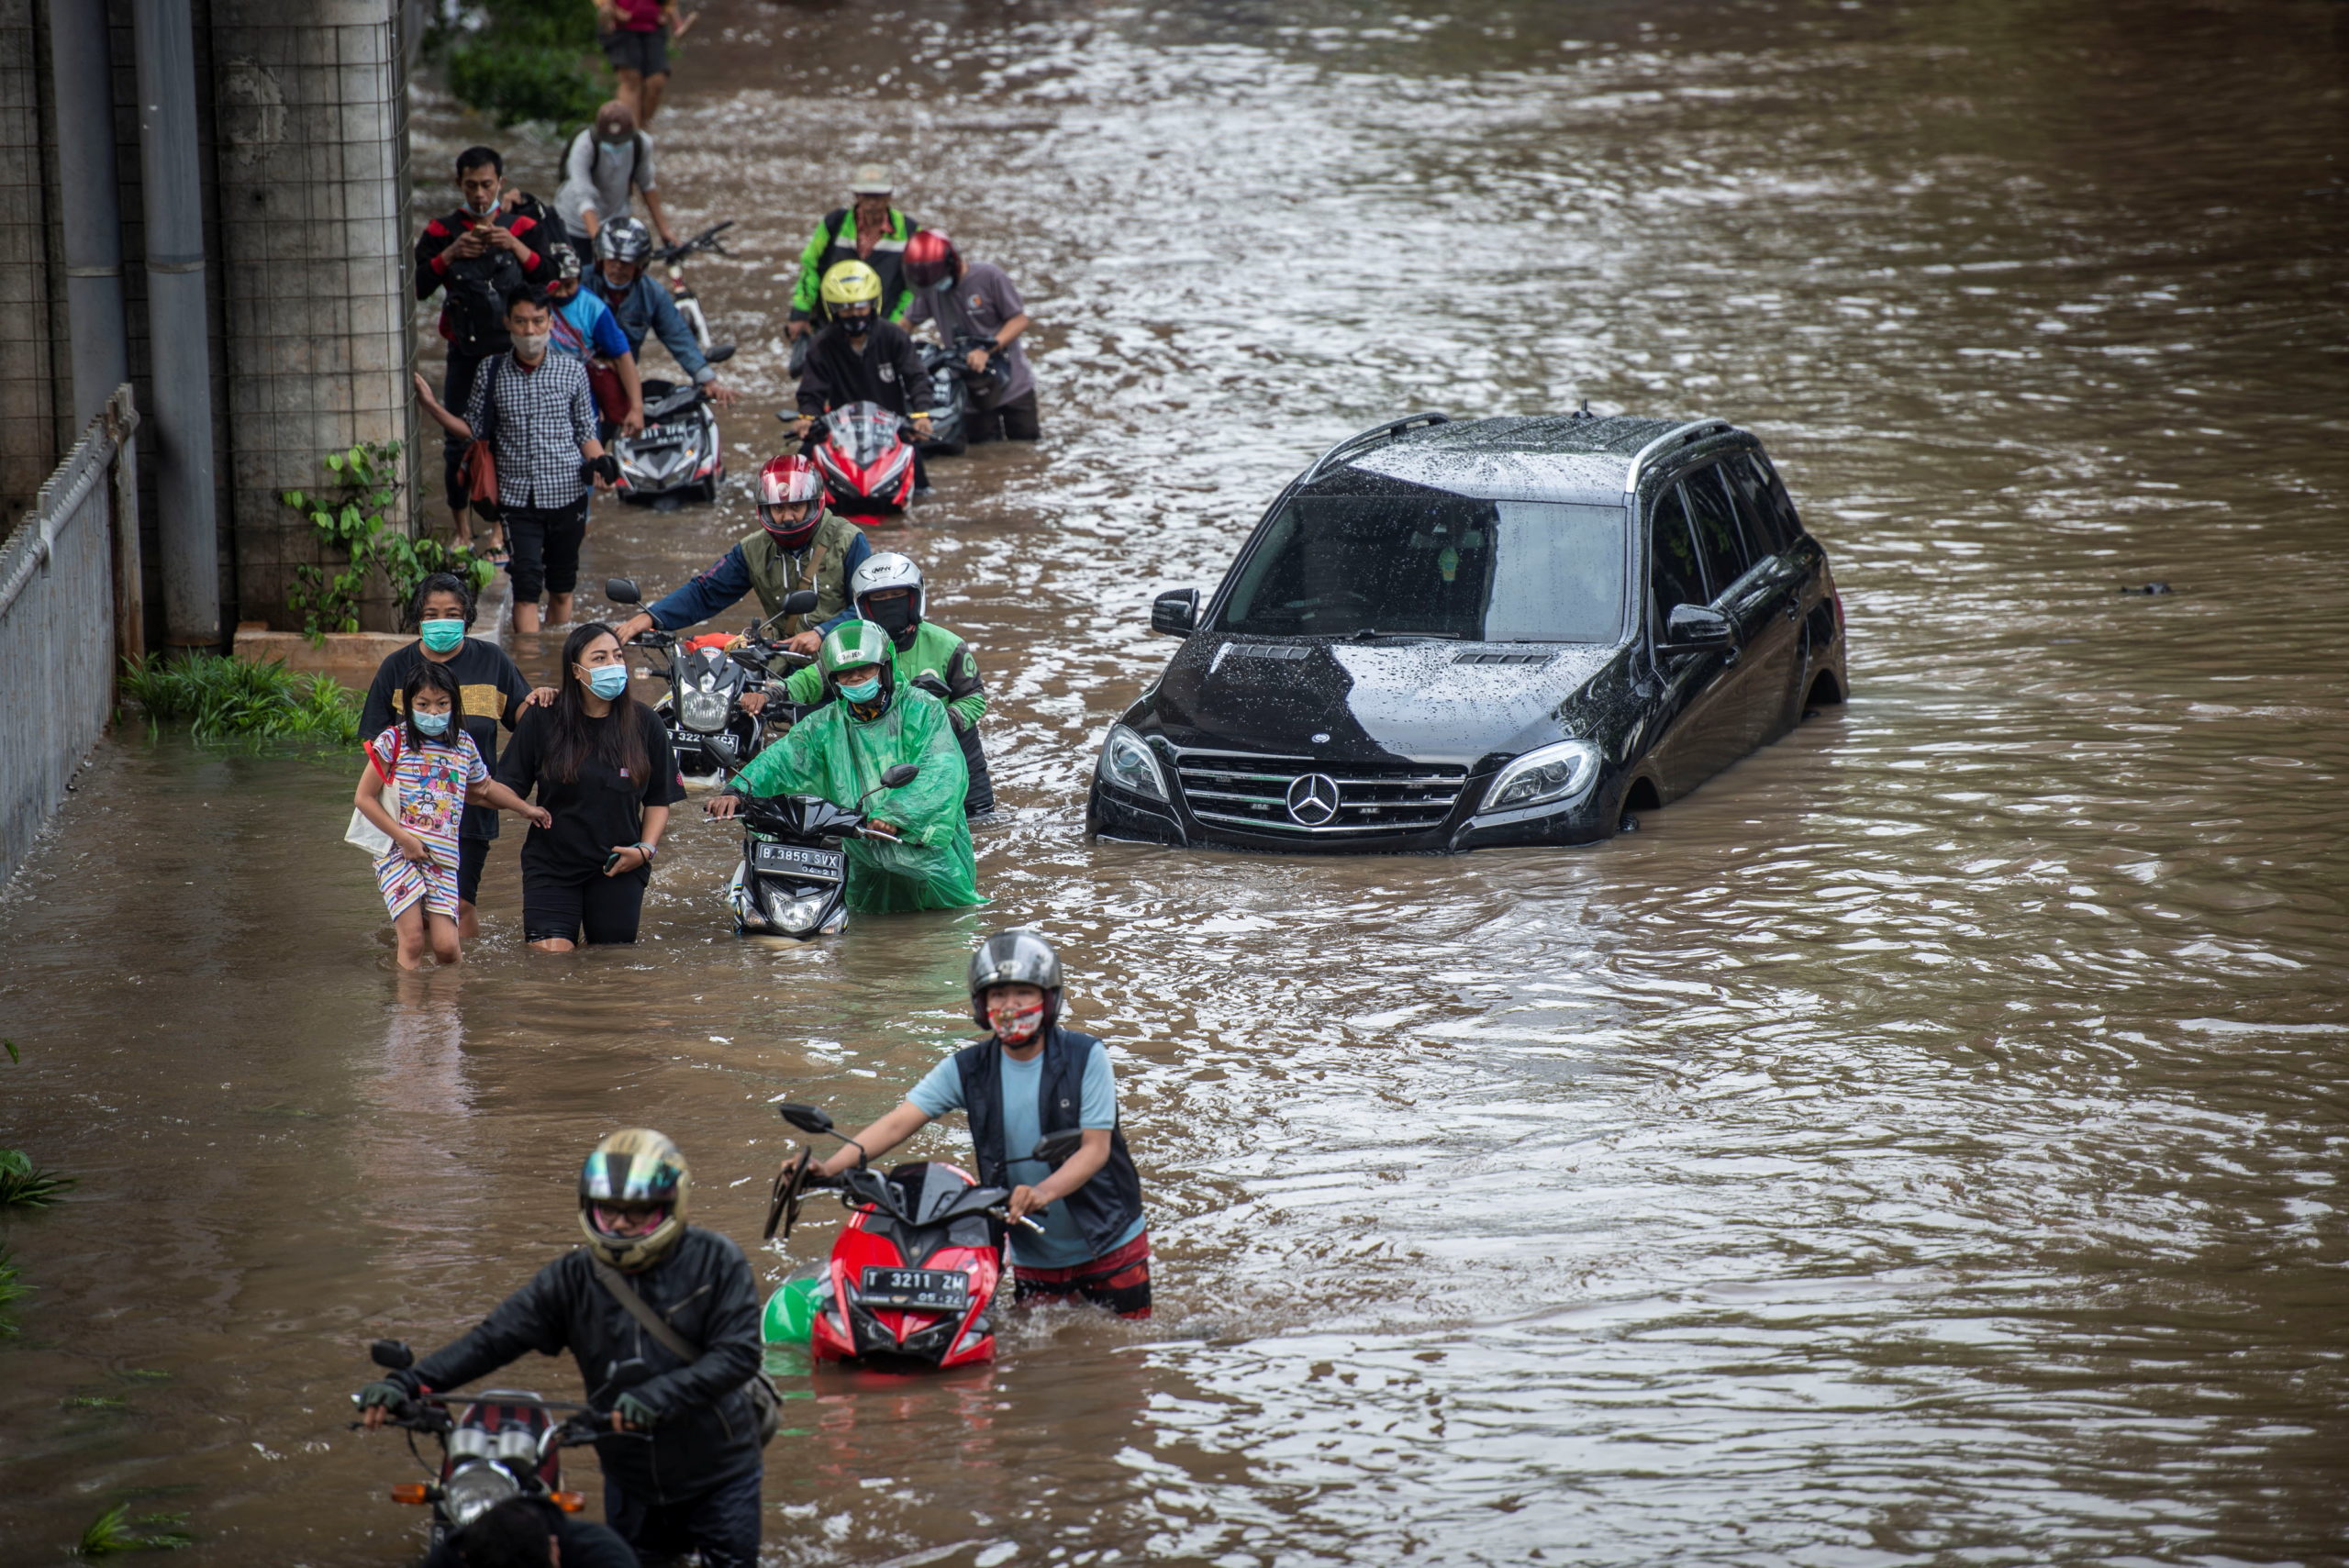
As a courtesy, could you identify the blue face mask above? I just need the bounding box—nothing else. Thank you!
[418,617,465,653]
[585,665,629,701]
[838,677,882,704]
[412,709,451,737]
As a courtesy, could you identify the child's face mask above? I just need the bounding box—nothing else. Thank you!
[988,995,1046,1043]
[413,709,452,737]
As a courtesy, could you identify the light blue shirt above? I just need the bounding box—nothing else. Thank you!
[908,1040,1144,1268]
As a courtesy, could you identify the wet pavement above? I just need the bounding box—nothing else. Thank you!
[4,1,2347,1562]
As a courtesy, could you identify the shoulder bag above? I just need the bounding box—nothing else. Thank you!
[588,1256,781,1447]
[463,356,504,522]
[343,730,402,855]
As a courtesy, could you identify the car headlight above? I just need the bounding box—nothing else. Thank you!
[1095,723,1168,804]
[765,891,829,934]
[1480,740,1601,816]
[681,689,729,732]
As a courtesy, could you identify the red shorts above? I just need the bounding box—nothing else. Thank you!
[1012,1230,1152,1318]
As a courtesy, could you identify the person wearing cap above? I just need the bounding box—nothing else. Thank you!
[785,165,918,343]
[904,229,1040,443]
[555,100,678,256]
[796,930,1152,1318]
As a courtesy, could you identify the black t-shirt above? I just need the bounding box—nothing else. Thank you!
[495,702,685,879]
[359,638,534,840]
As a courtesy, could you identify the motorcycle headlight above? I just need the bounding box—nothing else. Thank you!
[1096,723,1168,804]
[1479,740,1601,817]
[443,1463,518,1529]
[681,689,729,732]
[765,891,829,934]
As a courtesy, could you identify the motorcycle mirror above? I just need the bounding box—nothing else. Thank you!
[368,1339,416,1372]
[878,763,920,789]
[605,577,642,606]
[769,1099,836,1136]
[910,673,951,699]
[779,588,819,617]
[1030,1129,1085,1163]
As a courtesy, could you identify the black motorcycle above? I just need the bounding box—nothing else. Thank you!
[725,762,921,939]
[607,577,817,779]
[915,336,1012,459]
[611,378,723,511]
[352,1338,606,1547]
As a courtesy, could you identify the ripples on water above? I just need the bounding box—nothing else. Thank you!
[1,0,2344,1562]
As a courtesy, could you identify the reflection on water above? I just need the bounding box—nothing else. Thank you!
[4,0,2347,1561]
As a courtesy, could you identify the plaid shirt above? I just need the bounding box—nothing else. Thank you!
[464,350,596,509]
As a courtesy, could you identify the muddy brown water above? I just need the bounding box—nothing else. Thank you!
[5,2,2347,1562]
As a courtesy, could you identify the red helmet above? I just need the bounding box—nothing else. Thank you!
[756,454,825,544]
[905,228,961,291]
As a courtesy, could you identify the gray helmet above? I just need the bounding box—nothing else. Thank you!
[968,929,1063,1029]
[595,216,654,267]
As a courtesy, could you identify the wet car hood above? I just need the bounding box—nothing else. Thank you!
[1144,637,1617,766]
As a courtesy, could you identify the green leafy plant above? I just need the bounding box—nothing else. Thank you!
[283,441,491,643]
[74,1504,193,1556]
[437,0,604,128]
[0,1149,72,1208]
[118,654,361,746]
[0,1244,25,1335]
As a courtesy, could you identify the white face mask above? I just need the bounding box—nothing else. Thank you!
[511,331,551,359]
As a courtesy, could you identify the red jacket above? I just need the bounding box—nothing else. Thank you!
[414,202,558,354]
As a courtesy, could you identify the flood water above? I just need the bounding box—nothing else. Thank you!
[6,1,2348,1562]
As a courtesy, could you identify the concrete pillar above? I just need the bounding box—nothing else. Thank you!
[208,0,412,631]
[131,0,222,646]
[0,0,62,529]
[50,0,132,429]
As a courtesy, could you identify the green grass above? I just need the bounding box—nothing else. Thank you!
[0,1148,73,1207]
[0,1245,25,1335]
[74,1504,193,1556]
[118,654,359,746]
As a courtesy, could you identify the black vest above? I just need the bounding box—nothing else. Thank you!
[953,1026,1143,1260]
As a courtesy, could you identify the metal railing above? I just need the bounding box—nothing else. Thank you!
[0,385,141,886]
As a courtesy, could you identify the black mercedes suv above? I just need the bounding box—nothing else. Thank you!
[1085,411,1847,852]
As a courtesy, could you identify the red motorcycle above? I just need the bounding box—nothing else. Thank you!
[766,1100,1074,1371]
[785,402,918,528]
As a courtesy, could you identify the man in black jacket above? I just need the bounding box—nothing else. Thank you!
[793,259,932,454]
[359,1129,765,1567]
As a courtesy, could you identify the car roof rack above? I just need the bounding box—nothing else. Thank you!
[1300,411,1452,485]
[1622,418,1735,494]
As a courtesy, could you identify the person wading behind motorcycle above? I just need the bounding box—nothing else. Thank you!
[358,1130,768,1568]
[785,163,917,351]
[777,552,994,817]
[707,621,978,912]
[611,454,871,693]
[798,930,1153,1317]
[590,217,738,409]
[904,228,1041,443]
[794,261,932,484]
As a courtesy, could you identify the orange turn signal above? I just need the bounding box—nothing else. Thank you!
[551,1491,586,1513]
[389,1483,430,1505]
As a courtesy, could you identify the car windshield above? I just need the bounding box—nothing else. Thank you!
[1214,491,1627,642]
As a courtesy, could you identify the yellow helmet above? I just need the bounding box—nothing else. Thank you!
[577,1128,690,1272]
[818,260,884,311]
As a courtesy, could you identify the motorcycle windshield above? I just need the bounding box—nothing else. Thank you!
[829,403,900,467]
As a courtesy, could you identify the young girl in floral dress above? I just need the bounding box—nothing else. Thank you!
[352,662,548,968]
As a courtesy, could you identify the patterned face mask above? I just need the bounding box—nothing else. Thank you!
[988,996,1046,1044]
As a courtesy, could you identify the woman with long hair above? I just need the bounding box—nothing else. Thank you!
[495,622,684,950]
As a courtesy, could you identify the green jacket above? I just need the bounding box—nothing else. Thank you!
[731,688,979,913]
[782,621,984,732]
[740,509,860,636]
[789,206,917,325]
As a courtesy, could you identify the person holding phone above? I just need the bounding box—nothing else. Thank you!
[495,623,685,951]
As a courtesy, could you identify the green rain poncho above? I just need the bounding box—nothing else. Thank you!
[732,687,980,912]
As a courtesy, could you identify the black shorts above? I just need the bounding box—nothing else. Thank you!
[521,864,648,945]
[506,496,589,602]
[457,835,488,906]
[601,25,669,76]
[968,389,1039,444]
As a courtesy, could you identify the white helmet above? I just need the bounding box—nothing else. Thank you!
[849,551,924,647]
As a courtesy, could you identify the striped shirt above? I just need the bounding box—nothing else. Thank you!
[464,349,596,509]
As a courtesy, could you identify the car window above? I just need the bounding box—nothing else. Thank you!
[1684,465,1752,599]
[1722,454,1787,560]
[1647,482,1706,626]
[1215,493,1627,642]
[1742,453,1804,547]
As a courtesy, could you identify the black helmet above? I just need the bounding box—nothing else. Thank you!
[595,217,654,268]
[968,929,1063,1029]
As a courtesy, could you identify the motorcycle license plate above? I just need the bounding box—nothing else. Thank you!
[859,1267,970,1313]
[753,842,844,881]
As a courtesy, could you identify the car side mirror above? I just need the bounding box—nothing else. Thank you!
[878,763,920,789]
[1658,603,1734,655]
[369,1339,415,1372]
[1152,589,1199,637]
[770,1099,835,1136]
[605,577,642,606]
[1030,1129,1086,1163]
[779,588,819,617]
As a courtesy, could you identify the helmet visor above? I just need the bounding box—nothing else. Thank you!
[590,1201,670,1239]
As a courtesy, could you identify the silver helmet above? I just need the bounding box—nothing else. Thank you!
[595,216,654,267]
[968,929,1063,1029]
[849,551,925,648]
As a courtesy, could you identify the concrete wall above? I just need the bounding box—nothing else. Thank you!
[0,0,67,529]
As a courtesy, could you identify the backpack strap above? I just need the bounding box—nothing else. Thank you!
[588,1255,704,1363]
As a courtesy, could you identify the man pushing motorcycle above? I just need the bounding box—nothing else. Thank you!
[611,452,869,669]
[707,621,980,912]
[356,1130,768,1567]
